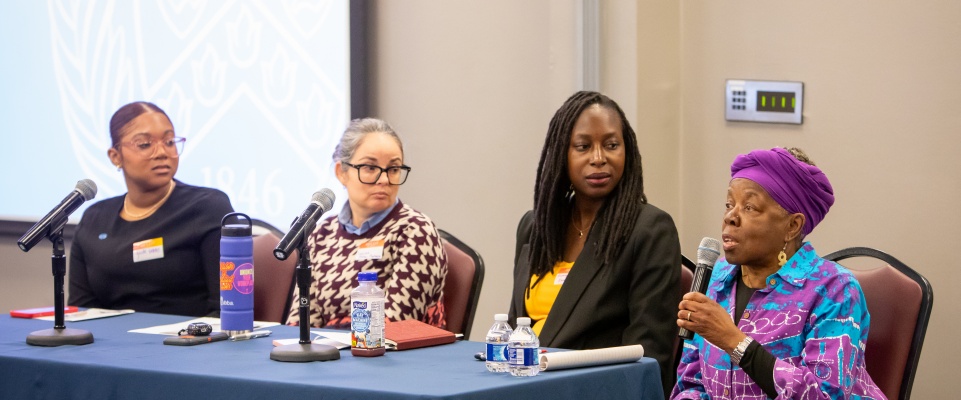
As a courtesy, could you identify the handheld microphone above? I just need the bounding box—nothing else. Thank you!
[18,179,98,252]
[273,189,335,260]
[678,237,722,340]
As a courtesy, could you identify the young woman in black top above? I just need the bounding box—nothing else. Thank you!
[69,101,233,316]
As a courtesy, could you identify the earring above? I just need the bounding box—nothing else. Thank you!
[116,165,122,171]
[777,243,788,266]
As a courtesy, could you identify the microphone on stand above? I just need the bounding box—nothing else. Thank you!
[18,179,97,252]
[18,179,98,347]
[273,189,336,260]
[678,237,722,341]
[270,189,340,363]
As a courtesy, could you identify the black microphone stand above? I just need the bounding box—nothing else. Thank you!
[26,216,94,346]
[270,219,339,362]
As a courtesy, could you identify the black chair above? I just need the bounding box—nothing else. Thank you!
[672,255,697,374]
[437,229,485,339]
[823,247,933,400]
[250,219,297,324]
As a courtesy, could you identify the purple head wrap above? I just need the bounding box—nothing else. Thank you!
[730,148,834,235]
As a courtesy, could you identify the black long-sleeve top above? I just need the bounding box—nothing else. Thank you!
[69,181,233,316]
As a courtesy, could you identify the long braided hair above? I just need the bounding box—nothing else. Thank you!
[527,91,647,284]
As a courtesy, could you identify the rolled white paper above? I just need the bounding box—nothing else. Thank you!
[538,344,645,371]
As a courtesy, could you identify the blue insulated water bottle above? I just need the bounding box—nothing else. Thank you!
[220,212,254,335]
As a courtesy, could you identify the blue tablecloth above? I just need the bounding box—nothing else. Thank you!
[0,313,663,399]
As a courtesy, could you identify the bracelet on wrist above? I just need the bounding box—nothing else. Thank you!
[729,336,754,365]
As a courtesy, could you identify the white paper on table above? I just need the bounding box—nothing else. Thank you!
[271,330,351,349]
[538,344,645,371]
[36,308,135,322]
[128,317,280,335]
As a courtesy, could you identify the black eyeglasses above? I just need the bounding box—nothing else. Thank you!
[342,162,411,185]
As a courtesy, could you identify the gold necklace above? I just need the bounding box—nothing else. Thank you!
[571,209,593,237]
[124,181,175,219]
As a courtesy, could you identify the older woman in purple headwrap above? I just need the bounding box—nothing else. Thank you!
[671,148,885,399]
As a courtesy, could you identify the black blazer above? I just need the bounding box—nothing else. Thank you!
[509,204,681,396]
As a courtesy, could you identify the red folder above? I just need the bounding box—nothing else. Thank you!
[10,306,79,318]
[384,319,456,350]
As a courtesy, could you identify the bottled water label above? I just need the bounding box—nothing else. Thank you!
[350,300,384,349]
[487,343,508,362]
[508,347,539,367]
[485,315,512,373]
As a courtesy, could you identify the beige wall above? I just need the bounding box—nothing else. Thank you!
[0,240,63,311]
[631,0,681,217]
[366,0,584,342]
[1,1,955,396]
[676,2,960,397]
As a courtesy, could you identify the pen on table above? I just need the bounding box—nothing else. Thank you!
[230,330,272,341]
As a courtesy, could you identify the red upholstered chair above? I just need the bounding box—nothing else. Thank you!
[672,255,697,373]
[438,229,485,339]
[251,220,298,324]
[824,247,933,400]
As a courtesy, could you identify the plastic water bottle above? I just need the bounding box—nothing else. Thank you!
[219,212,254,336]
[351,271,386,357]
[508,317,540,377]
[485,314,513,372]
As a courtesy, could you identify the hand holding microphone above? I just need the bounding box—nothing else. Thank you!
[678,237,721,340]
[18,179,98,252]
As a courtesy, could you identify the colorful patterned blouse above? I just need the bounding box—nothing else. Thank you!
[672,242,886,399]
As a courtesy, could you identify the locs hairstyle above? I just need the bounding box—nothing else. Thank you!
[526,91,647,281]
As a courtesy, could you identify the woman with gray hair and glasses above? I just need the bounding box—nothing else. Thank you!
[286,118,448,329]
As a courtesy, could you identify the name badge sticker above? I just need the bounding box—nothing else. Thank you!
[133,237,164,263]
[553,267,572,286]
[355,239,385,261]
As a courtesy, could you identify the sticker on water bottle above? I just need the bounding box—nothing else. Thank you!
[220,261,235,290]
[232,263,254,294]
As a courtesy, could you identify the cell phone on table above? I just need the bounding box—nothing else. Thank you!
[10,306,79,318]
[163,332,229,346]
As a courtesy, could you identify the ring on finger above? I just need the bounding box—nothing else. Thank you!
[686,310,693,321]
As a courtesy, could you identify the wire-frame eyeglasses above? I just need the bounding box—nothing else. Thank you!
[115,137,186,157]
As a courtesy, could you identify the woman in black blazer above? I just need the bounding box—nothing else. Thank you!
[509,91,681,396]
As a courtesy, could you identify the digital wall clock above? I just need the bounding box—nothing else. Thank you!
[726,79,804,124]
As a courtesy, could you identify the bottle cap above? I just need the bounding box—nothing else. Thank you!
[494,313,508,322]
[516,317,531,326]
[358,271,378,282]
[221,212,252,237]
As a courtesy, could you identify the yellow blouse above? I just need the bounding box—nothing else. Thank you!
[524,260,574,336]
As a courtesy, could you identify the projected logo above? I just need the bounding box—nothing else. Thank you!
[47,0,348,228]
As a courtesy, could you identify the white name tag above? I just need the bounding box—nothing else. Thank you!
[553,267,571,285]
[133,237,164,263]
[355,239,385,261]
